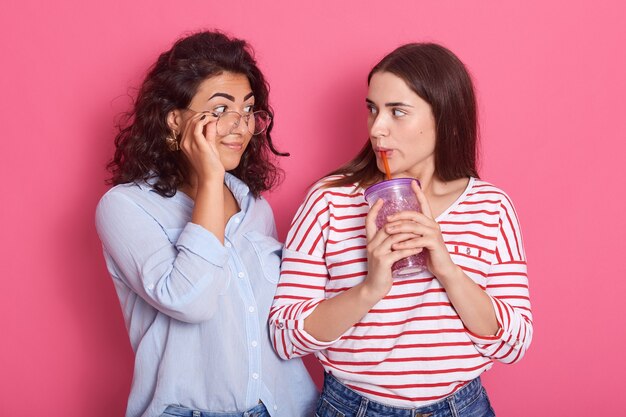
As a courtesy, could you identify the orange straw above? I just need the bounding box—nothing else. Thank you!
[380,151,392,180]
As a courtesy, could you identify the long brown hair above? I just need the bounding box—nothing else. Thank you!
[107,30,287,198]
[324,43,479,189]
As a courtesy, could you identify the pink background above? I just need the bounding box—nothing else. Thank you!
[2,1,625,415]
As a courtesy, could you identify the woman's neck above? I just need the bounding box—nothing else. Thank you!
[397,166,469,218]
[179,176,198,201]
[397,164,437,196]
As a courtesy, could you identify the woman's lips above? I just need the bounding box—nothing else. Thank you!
[221,142,244,151]
[374,147,393,156]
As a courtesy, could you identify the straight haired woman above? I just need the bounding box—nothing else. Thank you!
[270,43,532,417]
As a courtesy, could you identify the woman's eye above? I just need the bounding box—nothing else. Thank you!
[392,108,406,117]
[367,105,377,115]
[243,105,254,113]
[212,105,227,114]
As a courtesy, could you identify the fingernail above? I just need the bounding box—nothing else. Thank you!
[200,115,206,120]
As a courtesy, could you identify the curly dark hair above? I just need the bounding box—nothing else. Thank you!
[107,30,287,198]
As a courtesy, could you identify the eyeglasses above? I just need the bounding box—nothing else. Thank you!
[187,109,271,136]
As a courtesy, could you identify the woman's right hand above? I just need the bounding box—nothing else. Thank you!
[362,199,422,300]
[179,112,225,183]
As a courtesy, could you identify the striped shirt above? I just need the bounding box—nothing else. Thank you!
[270,176,532,407]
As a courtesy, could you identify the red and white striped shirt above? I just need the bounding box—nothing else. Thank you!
[270,176,532,407]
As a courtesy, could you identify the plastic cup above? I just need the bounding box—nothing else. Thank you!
[363,178,428,278]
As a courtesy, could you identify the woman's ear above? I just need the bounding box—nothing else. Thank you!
[167,110,183,133]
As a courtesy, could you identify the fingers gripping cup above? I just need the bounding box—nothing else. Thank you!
[364,178,428,278]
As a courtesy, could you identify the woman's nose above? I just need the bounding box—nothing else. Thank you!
[369,114,390,139]
[232,113,249,135]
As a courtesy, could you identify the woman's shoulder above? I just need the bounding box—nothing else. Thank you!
[95,180,166,220]
[251,193,275,221]
[467,177,520,209]
[98,181,152,204]
[300,175,364,205]
[310,174,363,195]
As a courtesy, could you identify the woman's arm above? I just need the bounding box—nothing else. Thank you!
[96,114,231,323]
[466,193,532,363]
[302,198,421,341]
[390,182,532,362]
[96,191,230,323]
[388,181,499,336]
[270,187,420,359]
[179,112,226,242]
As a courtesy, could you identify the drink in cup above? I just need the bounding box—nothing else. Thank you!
[363,178,428,278]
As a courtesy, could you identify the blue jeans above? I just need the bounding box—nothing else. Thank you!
[160,402,269,417]
[315,373,495,417]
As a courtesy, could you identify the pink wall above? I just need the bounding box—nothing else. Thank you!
[2,1,624,415]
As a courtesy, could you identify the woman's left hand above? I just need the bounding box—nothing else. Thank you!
[385,180,458,284]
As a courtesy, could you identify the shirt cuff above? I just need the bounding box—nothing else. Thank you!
[466,326,505,345]
[274,302,342,350]
[176,222,229,267]
[465,295,505,345]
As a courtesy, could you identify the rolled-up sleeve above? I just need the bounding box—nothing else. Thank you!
[270,187,342,359]
[467,194,533,364]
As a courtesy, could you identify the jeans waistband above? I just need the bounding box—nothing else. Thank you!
[162,402,267,417]
[323,372,484,417]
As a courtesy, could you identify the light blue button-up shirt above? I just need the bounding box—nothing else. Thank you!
[95,173,318,417]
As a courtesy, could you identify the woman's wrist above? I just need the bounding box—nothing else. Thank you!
[435,264,465,289]
[358,280,389,307]
[196,174,224,189]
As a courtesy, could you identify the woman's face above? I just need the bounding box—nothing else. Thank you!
[367,71,437,179]
[185,72,255,171]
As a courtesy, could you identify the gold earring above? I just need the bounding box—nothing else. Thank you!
[165,130,180,151]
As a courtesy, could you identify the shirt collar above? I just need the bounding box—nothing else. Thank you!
[140,173,251,208]
[224,172,251,206]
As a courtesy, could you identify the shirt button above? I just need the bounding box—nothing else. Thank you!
[277,322,285,329]
[248,306,255,313]
[273,406,278,411]
[252,373,259,379]
[147,284,154,290]
[238,272,245,278]
[251,340,258,347]
[234,217,241,223]
[225,242,232,248]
